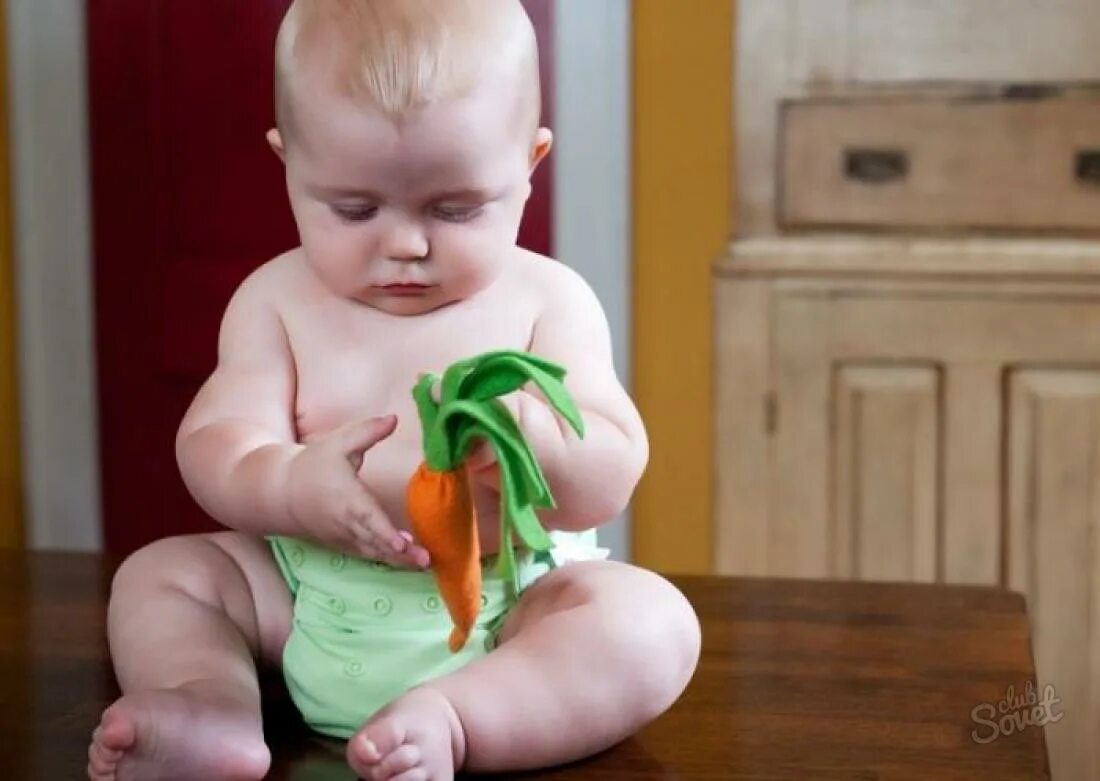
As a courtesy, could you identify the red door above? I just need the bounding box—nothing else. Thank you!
[88,1,554,555]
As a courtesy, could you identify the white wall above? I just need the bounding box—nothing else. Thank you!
[9,2,633,558]
[553,0,633,561]
[8,0,100,551]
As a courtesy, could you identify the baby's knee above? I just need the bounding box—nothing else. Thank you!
[110,533,237,606]
[600,569,701,710]
[634,574,700,679]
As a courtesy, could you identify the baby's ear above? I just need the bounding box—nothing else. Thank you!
[266,128,287,163]
[528,127,553,175]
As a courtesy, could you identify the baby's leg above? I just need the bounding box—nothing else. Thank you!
[87,532,292,781]
[348,561,701,780]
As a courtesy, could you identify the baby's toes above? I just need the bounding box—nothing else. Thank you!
[347,733,382,772]
[370,744,422,780]
[87,736,121,778]
[347,719,406,776]
[388,769,429,781]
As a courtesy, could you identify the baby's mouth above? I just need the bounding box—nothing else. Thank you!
[376,283,433,296]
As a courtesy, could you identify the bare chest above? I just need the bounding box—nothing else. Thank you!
[285,301,535,439]
[276,290,538,540]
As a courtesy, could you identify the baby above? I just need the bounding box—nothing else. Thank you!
[87,1,701,779]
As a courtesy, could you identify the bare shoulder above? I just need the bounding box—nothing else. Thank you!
[214,249,314,366]
[228,248,309,312]
[517,249,613,366]
[514,248,604,317]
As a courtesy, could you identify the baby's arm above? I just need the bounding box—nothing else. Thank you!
[518,263,649,530]
[175,264,425,566]
[175,267,303,533]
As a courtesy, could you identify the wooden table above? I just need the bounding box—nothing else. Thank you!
[0,551,1050,779]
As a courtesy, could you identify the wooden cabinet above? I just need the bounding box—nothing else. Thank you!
[715,239,1100,777]
[728,3,1100,775]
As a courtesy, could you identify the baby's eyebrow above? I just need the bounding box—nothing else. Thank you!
[309,185,385,201]
[307,184,501,202]
[426,187,495,202]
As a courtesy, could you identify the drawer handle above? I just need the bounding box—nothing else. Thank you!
[844,148,909,185]
[1075,150,1100,187]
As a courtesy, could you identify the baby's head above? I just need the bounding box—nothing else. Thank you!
[268,0,552,316]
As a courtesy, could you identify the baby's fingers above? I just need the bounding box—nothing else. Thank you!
[339,414,398,471]
[465,439,497,471]
[346,498,403,550]
[400,532,431,569]
[346,497,428,568]
[349,523,428,569]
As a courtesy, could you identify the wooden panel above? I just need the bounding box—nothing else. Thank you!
[717,236,1100,281]
[0,0,22,548]
[793,288,1100,365]
[759,277,1100,584]
[770,292,832,577]
[940,364,1003,585]
[832,365,940,582]
[781,95,1100,233]
[769,290,1003,583]
[850,0,1100,84]
[1006,369,1100,781]
[714,278,771,575]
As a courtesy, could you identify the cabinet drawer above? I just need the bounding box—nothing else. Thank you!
[780,94,1100,233]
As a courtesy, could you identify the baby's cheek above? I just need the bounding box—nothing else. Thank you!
[439,230,506,277]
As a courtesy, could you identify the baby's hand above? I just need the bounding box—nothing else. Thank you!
[285,415,429,568]
[466,393,524,492]
[421,375,524,492]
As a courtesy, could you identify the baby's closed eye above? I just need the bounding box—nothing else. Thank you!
[431,203,484,223]
[331,203,379,222]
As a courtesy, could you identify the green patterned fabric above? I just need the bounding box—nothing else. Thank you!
[267,533,589,738]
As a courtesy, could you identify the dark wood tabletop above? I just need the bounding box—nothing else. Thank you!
[0,551,1049,780]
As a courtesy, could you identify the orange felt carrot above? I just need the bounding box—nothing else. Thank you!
[405,351,585,652]
[406,462,481,652]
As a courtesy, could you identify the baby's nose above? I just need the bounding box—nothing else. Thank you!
[381,217,429,261]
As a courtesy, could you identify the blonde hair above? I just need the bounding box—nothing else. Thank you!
[274,0,541,136]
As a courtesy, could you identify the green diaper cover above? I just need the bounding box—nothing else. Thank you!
[268,530,604,739]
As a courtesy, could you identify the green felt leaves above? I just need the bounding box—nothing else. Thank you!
[411,350,585,592]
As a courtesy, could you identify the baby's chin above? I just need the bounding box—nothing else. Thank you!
[356,274,505,316]
[355,289,459,317]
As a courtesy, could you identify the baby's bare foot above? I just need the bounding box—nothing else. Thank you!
[87,680,270,781]
[346,685,466,781]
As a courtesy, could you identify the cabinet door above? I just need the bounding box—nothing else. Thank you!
[767,285,997,583]
[761,281,1100,778]
[765,282,1100,583]
[1006,370,1100,781]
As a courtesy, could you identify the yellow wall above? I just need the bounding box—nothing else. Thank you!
[0,0,24,548]
[632,1,733,573]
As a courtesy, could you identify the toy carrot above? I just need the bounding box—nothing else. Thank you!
[406,350,584,652]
